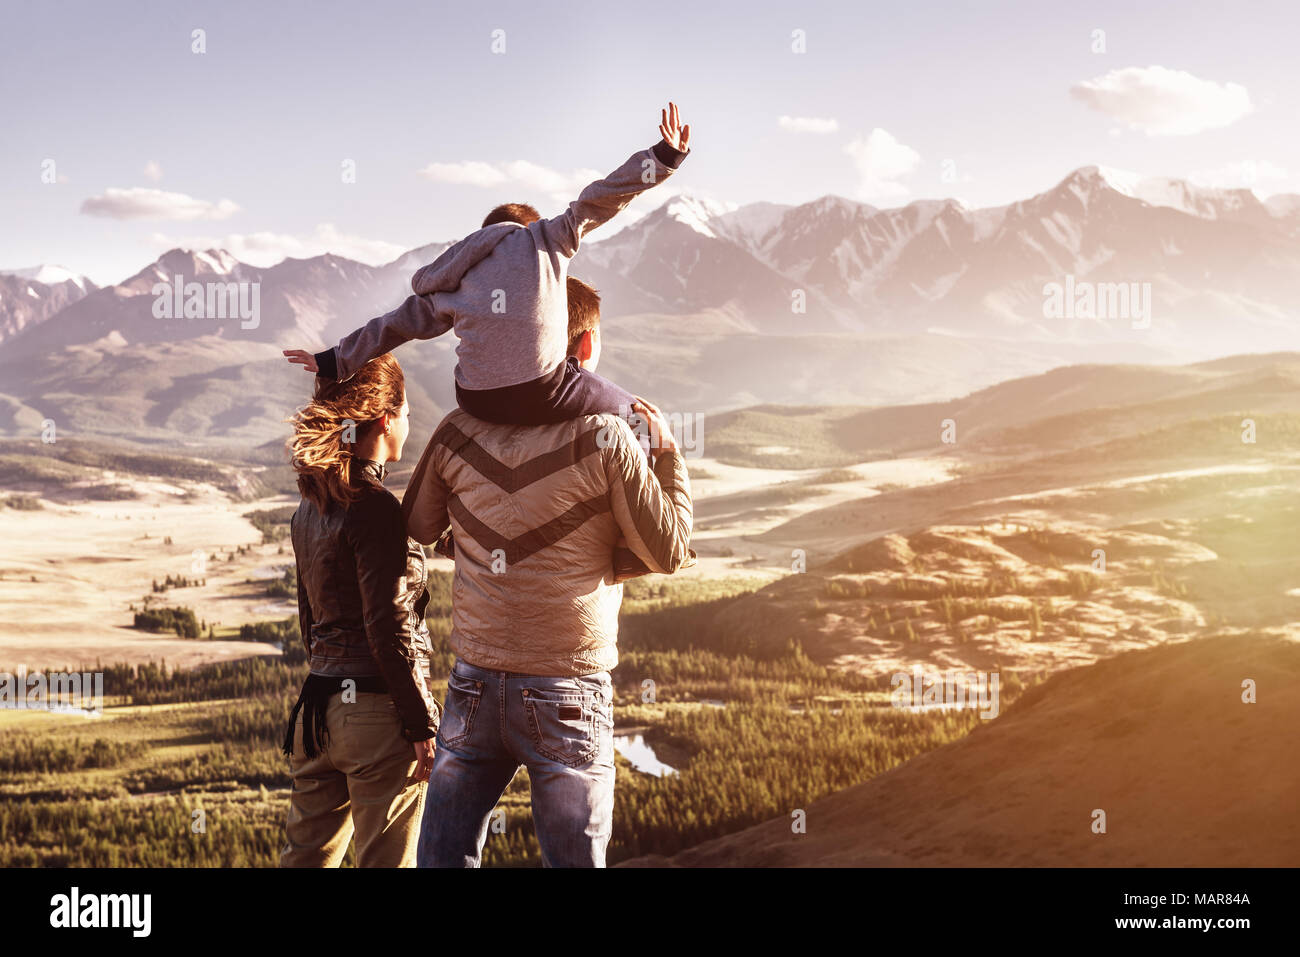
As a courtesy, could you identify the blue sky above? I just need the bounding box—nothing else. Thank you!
[3,0,1296,285]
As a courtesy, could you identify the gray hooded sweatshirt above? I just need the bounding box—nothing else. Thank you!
[325,140,688,389]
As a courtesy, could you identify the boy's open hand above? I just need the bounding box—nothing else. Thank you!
[283,349,318,374]
[659,101,690,153]
[632,396,679,461]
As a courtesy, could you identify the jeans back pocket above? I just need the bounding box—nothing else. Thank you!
[521,683,605,767]
[438,670,484,750]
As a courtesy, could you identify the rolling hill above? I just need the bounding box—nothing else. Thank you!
[618,631,1300,866]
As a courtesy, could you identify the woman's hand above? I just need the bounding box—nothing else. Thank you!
[283,349,319,373]
[411,738,435,782]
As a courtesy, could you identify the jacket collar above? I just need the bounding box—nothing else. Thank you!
[352,458,387,485]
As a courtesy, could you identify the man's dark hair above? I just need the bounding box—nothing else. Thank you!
[566,276,600,356]
[482,203,541,228]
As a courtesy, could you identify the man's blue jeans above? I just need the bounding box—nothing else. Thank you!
[416,657,616,868]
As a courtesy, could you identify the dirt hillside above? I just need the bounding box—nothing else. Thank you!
[619,631,1300,867]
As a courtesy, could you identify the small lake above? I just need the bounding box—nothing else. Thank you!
[613,732,677,777]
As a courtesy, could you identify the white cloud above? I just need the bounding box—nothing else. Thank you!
[843,128,921,202]
[778,115,839,134]
[148,223,406,267]
[143,160,163,182]
[1071,66,1254,135]
[505,161,602,195]
[81,187,238,221]
[1188,159,1287,190]
[417,158,601,199]
[416,160,508,188]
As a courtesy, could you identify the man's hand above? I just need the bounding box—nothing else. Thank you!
[432,527,456,560]
[632,397,679,461]
[658,101,690,153]
[411,738,435,783]
[283,349,319,374]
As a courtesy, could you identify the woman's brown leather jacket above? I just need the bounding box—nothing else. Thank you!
[290,458,438,742]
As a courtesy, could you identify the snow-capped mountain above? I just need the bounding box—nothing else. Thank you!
[574,166,1300,351]
[0,245,461,441]
[3,165,1299,442]
[1,247,424,360]
[709,200,792,251]
[0,266,97,346]
[1090,166,1275,225]
[1,264,92,290]
[573,193,847,333]
[11,164,1298,360]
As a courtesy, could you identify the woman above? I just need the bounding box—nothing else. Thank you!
[279,352,439,868]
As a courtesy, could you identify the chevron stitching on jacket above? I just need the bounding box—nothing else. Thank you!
[432,421,604,492]
[446,491,611,565]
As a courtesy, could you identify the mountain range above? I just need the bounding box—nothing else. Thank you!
[0,265,97,347]
[1,166,1297,445]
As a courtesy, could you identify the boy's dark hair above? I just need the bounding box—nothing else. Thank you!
[566,276,601,356]
[482,203,541,228]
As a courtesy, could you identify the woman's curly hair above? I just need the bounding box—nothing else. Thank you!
[286,353,405,512]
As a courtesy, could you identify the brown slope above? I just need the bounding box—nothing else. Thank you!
[617,632,1300,867]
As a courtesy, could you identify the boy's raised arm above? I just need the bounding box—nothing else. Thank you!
[285,292,453,382]
[539,101,692,259]
[286,217,520,379]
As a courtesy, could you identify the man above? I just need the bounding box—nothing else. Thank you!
[401,276,694,868]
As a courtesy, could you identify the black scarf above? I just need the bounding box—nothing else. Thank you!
[282,673,389,759]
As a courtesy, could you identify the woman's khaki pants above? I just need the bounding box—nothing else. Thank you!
[280,690,426,867]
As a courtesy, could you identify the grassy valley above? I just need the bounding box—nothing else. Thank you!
[2,352,1299,866]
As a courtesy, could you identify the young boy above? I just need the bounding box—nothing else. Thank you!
[284,102,691,430]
